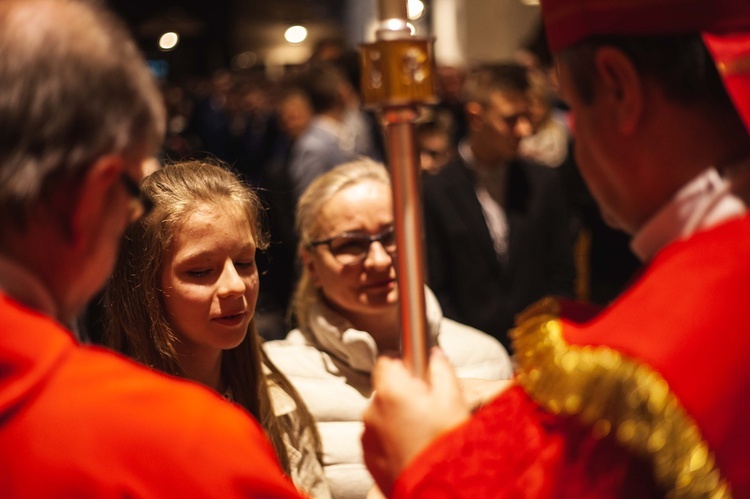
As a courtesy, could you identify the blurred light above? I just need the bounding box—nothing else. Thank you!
[384,18,408,31]
[284,25,307,44]
[520,0,540,5]
[232,51,258,70]
[158,31,179,51]
[406,22,416,36]
[408,0,425,20]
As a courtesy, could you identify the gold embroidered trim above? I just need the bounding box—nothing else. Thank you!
[511,298,732,498]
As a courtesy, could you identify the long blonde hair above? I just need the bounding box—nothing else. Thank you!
[292,157,391,333]
[105,159,320,474]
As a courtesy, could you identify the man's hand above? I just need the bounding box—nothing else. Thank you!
[362,348,471,495]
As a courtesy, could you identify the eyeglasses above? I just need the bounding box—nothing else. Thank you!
[309,227,397,266]
[119,172,153,222]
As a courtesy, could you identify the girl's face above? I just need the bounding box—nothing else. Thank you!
[303,180,398,321]
[160,202,259,360]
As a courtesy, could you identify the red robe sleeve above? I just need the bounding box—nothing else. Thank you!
[392,386,663,498]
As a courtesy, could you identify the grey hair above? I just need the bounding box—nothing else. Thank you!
[0,0,165,229]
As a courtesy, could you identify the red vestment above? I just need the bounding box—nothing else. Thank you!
[0,294,304,497]
[394,214,750,497]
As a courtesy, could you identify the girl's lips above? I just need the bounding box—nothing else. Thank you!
[212,312,246,327]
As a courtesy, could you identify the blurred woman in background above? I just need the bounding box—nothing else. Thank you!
[265,158,513,499]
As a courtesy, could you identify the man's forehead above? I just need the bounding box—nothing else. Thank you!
[552,59,576,103]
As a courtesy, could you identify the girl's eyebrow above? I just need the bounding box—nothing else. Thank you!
[175,244,257,265]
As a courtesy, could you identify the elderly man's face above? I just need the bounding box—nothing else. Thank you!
[557,58,631,232]
[65,156,154,322]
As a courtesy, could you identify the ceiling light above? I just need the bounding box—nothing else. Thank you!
[407,0,425,20]
[284,25,307,44]
[158,31,179,51]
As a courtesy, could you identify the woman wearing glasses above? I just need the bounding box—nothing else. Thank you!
[264,158,512,499]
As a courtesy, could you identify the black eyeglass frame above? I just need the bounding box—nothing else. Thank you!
[119,172,154,219]
[309,226,397,266]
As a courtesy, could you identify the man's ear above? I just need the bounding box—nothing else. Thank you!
[593,47,644,135]
[465,101,485,132]
[69,155,124,249]
[300,247,320,287]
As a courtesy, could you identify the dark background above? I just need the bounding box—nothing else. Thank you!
[107,0,348,80]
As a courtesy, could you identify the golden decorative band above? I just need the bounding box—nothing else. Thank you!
[511,298,732,498]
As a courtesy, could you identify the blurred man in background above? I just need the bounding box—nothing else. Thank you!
[422,63,575,351]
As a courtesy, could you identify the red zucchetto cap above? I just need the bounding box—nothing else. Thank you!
[540,0,750,133]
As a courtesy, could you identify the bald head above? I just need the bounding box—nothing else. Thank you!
[0,0,165,229]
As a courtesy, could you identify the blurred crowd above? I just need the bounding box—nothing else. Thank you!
[148,34,639,343]
[7,1,749,497]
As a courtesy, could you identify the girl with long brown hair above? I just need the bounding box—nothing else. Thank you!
[105,160,330,498]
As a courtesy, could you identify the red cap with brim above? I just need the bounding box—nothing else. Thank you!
[540,0,750,133]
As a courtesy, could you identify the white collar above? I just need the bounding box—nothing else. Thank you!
[305,286,443,373]
[312,115,345,136]
[631,161,750,262]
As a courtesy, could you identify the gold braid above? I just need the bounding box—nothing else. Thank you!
[511,298,732,498]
